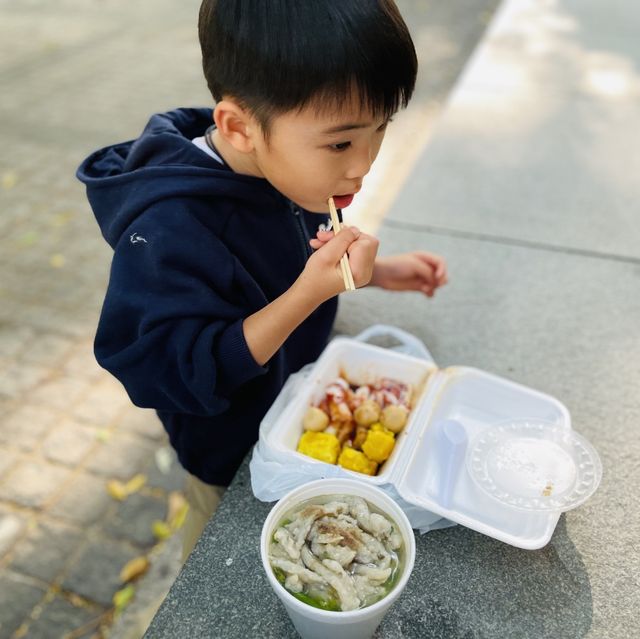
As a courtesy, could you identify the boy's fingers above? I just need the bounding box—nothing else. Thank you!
[322,226,361,260]
[417,251,446,277]
[311,226,360,252]
[411,256,436,286]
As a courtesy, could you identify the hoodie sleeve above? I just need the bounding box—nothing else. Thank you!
[94,203,268,416]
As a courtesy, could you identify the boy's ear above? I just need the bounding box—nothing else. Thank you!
[213,99,258,153]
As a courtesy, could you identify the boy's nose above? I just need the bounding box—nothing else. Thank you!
[344,148,374,180]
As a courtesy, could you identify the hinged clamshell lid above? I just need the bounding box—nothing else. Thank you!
[394,367,572,549]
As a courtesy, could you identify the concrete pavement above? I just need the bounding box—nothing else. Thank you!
[340,0,640,636]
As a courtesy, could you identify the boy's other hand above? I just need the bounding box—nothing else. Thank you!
[306,227,379,296]
[369,252,448,297]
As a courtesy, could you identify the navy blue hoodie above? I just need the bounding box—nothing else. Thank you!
[77,108,338,486]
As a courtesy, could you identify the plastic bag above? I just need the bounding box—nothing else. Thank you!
[249,324,454,533]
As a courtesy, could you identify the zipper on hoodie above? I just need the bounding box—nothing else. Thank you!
[290,202,313,262]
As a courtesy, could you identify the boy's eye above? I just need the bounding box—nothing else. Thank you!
[377,117,394,132]
[329,141,351,152]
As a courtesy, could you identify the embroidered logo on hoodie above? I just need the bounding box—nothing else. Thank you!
[130,232,147,244]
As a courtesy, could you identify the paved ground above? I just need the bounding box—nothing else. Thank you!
[0,1,499,637]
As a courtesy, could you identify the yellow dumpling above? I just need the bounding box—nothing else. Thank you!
[361,429,395,463]
[297,431,340,464]
[338,447,378,475]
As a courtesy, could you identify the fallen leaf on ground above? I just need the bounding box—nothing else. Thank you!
[167,491,189,529]
[106,480,128,501]
[120,556,150,583]
[173,504,189,530]
[106,473,148,501]
[113,584,135,614]
[125,473,147,495]
[152,520,172,540]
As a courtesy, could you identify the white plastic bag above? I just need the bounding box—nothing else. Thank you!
[249,324,454,533]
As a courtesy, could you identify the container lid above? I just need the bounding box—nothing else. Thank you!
[466,420,602,512]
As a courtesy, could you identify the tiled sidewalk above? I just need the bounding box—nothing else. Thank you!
[0,1,499,637]
[0,325,187,638]
[0,1,204,635]
[0,332,187,639]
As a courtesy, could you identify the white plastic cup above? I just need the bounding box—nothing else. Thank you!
[260,479,416,639]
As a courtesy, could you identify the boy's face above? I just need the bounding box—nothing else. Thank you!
[249,98,391,213]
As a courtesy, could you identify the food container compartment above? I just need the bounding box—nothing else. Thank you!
[265,337,438,485]
[396,367,571,548]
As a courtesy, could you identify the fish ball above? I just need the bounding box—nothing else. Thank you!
[354,400,381,426]
[303,406,330,432]
[380,405,409,433]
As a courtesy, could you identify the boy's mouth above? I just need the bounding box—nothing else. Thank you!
[332,194,354,209]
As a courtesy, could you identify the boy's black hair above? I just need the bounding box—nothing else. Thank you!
[198,0,417,133]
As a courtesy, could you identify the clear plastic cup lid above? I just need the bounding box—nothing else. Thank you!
[466,420,602,512]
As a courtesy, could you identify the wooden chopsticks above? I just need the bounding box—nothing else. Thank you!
[328,197,356,291]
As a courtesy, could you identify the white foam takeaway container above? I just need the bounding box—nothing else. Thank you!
[264,337,570,549]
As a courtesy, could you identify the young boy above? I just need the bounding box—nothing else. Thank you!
[77,0,447,559]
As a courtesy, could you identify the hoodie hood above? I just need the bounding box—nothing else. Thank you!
[77,108,282,247]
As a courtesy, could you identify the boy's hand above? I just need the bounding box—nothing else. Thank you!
[369,252,448,297]
[245,226,376,366]
[306,227,379,298]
